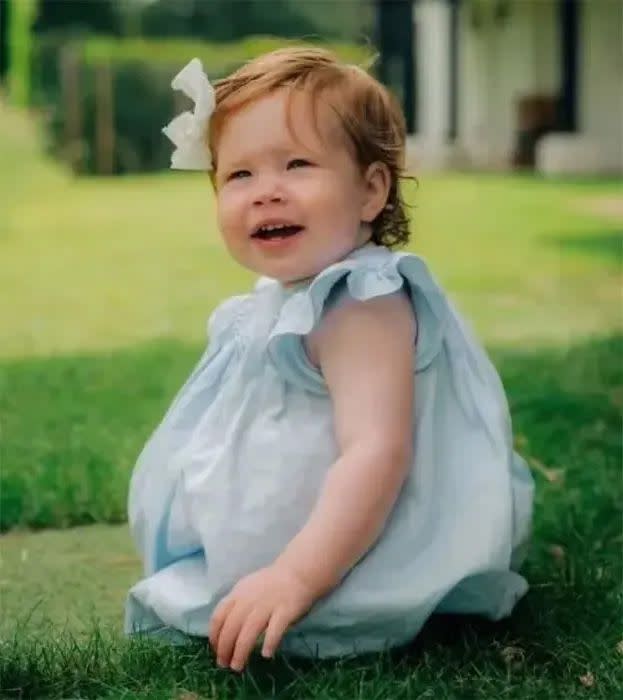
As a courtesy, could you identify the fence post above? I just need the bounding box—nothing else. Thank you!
[59,45,83,173]
[95,61,115,175]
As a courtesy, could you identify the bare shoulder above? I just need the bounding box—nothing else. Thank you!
[305,288,417,369]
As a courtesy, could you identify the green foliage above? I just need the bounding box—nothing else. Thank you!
[468,0,514,28]
[33,0,120,35]
[30,0,374,44]
[140,0,318,41]
[32,35,373,174]
[7,0,38,106]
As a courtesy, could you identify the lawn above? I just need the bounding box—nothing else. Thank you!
[1,99,622,698]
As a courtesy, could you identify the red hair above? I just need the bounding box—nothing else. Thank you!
[207,47,412,248]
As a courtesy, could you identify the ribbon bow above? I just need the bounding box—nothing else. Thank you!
[162,58,215,171]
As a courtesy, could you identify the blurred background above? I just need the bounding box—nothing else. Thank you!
[1,0,622,175]
[0,3,622,685]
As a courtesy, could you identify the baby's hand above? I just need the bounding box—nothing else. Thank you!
[208,563,316,672]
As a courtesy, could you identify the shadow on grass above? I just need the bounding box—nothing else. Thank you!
[0,339,201,531]
[544,230,623,266]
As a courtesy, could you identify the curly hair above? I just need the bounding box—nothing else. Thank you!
[208,47,413,249]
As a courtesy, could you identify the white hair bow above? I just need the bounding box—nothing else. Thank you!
[162,58,215,171]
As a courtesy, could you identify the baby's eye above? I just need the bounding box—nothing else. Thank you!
[228,170,251,181]
[287,159,312,169]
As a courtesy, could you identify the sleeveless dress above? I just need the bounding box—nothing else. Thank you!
[125,242,535,659]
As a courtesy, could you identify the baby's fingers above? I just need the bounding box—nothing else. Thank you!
[261,609,292,659]
[230,609,272,672]
[208,596,236,655]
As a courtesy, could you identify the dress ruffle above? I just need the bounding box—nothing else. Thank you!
[267,249,448,394]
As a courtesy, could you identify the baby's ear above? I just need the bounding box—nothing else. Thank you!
[361,162,391,223]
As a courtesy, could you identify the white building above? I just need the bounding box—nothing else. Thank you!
[407,0,623,175]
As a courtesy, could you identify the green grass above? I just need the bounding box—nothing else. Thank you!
[2,620,620,699]
[1,99,622,697]
[1,335,622,697]
[1,335,621,697]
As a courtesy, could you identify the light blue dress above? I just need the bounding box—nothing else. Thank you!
[125,242,534,659]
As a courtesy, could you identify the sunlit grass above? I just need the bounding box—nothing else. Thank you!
[1,101,621,359]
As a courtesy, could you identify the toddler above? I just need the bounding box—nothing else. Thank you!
[125,48,534,672]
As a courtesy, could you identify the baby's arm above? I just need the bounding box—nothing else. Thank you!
[274,290,416,599]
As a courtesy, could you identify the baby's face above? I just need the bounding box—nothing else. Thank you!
[214,89,371,285]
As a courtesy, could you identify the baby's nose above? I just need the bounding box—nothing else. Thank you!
[253,175,286,206]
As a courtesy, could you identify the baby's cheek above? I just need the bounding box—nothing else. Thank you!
[216,194,239,236]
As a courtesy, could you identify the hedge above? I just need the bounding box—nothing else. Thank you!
[32,34,375,175]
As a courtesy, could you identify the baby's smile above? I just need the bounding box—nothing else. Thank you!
[250,220,306,244]
[214,89,373,284]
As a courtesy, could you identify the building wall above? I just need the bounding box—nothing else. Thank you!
[459,0,559,167]
[580,0,623,172]
[412,0,621,173]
